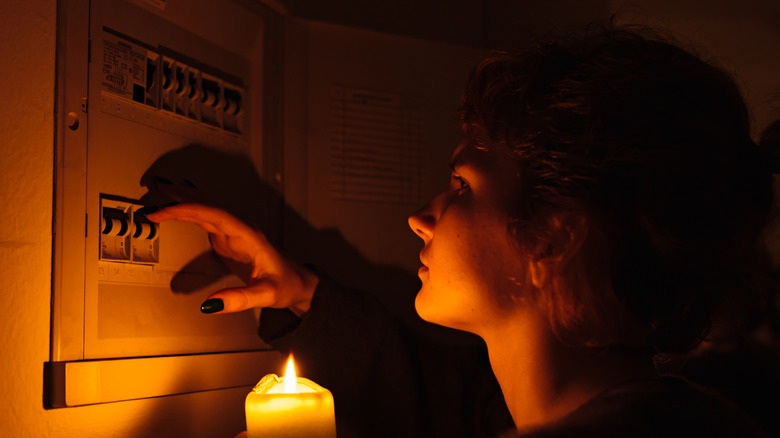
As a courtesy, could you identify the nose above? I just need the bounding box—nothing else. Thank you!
[408,200,436,242]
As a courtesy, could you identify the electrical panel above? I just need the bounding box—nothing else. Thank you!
[49,0,284,407]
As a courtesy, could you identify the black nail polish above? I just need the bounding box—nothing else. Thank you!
[201,298,224,314]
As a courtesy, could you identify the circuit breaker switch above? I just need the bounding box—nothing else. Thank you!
[202,88,219,107]
[161,57,176,112]
[102,215,128,236]
[224,95,240,115]
[200,76,222,127]
[131,211,159,263]
[100,205,131,261]
[132,221,155,239]
[223,86,244,133]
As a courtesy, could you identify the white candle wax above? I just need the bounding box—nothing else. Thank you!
[245,370,336,438]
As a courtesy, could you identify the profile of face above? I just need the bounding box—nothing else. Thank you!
[408,140,529,336]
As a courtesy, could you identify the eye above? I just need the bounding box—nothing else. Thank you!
[451,173,469,193]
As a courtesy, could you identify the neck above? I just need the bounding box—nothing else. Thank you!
[481,313,656,433]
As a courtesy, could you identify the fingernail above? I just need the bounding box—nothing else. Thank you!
[162,201,179,208]
[201,298,224,314]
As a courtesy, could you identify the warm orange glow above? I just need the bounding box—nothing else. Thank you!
[282,356,297,393]
[246,358,336,437]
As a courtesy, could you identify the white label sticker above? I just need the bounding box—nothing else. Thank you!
[101,33,147,99]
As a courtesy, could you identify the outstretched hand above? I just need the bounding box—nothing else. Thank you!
[146,203,318,316]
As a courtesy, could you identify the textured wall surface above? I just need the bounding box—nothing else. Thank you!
[0,1,248,436]
[0,0,59,434]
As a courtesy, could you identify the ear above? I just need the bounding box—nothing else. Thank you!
[529,259,551,289]
[528,214,588,289]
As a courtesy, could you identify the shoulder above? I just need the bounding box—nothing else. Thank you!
[519,377,767,438]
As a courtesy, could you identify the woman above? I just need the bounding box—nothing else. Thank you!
[148,26,775,436]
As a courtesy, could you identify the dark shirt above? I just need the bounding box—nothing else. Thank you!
[260,276,767,438]
[520,377,767,437]
[260,275,513,438]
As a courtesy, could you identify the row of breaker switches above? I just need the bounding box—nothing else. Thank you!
[100,197,159,264]
[133,53,244,134]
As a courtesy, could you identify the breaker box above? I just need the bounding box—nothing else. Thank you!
[49,0,285,407]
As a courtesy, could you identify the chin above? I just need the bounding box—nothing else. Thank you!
[414,289,442,324]
[414,290,469,332]
[413,290,432,321]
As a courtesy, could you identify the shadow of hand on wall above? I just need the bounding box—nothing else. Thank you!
[138,143,475,345]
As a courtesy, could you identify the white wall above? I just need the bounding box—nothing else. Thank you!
[0,1,248,436]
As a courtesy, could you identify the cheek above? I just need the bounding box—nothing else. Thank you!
[432,213,479,273]
[415,217,479,322]
[461,221,529,305]
[437,221,505,296]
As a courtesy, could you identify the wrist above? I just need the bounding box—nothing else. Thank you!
[289,265,319,317]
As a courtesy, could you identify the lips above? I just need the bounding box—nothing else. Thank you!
[415,250,428,274]
[418,251,429,265]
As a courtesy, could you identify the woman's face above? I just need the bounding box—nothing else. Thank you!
[408,140,530,335]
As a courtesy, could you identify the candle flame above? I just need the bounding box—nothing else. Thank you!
[282,355,297,393]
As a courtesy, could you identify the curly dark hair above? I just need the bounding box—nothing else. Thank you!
[460,26,776,354]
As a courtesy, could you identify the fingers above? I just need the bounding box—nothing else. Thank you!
[200,283,279,314]
[147,203,278,267]
[144,203,318,315]
[200,266,318,314]
[146,203,252,236]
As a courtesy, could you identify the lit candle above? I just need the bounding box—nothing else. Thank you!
[245,355,336,438]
